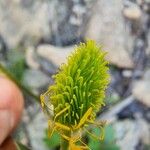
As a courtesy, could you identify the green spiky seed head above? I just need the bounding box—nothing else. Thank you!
[41,40,110,127]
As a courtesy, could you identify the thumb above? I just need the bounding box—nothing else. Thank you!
[0,76,24,145]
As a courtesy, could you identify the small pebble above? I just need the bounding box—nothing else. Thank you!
[123,5,142,20]
[122,70,133,78]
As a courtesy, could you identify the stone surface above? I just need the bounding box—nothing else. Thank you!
[144,0,150,3]
[122,70,133,78]
[25,47,40,69]
[22,69,50,89]
[0,0,50,48]
[37,44,75,67]
[0,36,7,60]
[26,46,56,75]
[37,57,56,75]
[146,30,150,55]
[85,0,134,68]
[137,117,150,145]
[113,119,150,150]
[48,0,94,46]
[123,4,142,20]
[26,111,50,150]
[0,0,95,48]
[132,69,150,107]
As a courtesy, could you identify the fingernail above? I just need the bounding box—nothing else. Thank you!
[0,110,14,145]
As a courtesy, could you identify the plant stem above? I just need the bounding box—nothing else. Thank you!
[60,131,71,150]
[0,63,40,103]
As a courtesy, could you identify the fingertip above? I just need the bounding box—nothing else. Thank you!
[0,76,24,107]
[0,77,24,144]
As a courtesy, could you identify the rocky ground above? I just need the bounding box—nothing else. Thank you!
[0,0,150,150]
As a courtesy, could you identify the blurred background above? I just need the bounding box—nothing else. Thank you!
[0,0,150,150]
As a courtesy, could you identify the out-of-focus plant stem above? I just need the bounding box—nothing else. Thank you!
[0,63,39,103]
[60,131,71,150]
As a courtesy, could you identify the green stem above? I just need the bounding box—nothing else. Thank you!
[0,63,39,103]
[60,131,71,150]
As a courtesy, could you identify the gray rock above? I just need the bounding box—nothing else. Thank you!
[48,0,94,46]
[25,46,56,75]
[144,0,150,3]
[0,0,95,47]
[25,47,40,69]
[146,30,150,55]
[0,36,7,60]
[37,44,75,67]
[122,70,133,78]
[123,4,142,20]
[113,119,150,150]
[85,0,134,68]
[0,0,50,48]
[132,69,150,107]
[37,57,56,75]
[22,69,50,90]
[26,111,50,150]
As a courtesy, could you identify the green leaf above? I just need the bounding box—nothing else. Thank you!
[7,49,25,81]
[43,130,60,148]
[15,142,31,150]
[105,93,120,105]
[88,125,120,150]
[88,128,101,149]
[104,125,115,143]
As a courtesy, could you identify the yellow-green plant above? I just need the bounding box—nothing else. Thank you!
[41,40,110,150]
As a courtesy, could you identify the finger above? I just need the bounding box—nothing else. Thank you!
[0,76,24,145]
[0,137,16,150]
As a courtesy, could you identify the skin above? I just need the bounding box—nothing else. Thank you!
[0,76,24,150]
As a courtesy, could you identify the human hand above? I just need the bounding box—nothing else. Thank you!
[0,76,24,150]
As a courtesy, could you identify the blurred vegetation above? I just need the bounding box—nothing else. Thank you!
[16,142,31,150]
[43,130,60,149]
[43,125,120,150]
[6,49,26,82]
[106,94,120,106]
[0,49,39,102]
[88,125,119,150]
